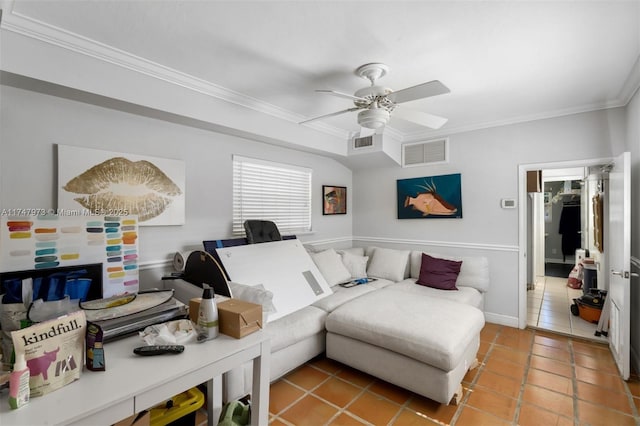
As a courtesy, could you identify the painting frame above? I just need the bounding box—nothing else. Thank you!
[322,185,347,215]
[57,145,185,226]
[397,173,463,219]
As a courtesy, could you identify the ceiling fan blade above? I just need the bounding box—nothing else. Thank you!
[299,107,360,124]
[316,89,369,103]
[393,107,448,129]
[387,80,450,104]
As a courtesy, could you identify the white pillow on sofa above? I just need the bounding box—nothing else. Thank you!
[337,247,365,257]
[367,247,411,282]
[340,251,369,279]
[310,248,352,286]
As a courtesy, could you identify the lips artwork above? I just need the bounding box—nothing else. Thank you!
[63,157,182,222]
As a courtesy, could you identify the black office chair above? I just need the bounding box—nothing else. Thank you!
[243,220,282,244]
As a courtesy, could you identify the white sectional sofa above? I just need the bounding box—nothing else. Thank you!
[169,245,489,405]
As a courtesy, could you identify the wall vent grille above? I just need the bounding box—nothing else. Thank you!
[353,135,374,149]
[402,138,448,167]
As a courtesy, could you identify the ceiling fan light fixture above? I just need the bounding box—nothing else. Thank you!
[358,108,390,129]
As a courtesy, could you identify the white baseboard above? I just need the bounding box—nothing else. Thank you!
[484,312,519,328]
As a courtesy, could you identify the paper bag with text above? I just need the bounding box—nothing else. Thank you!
[11,310,86,397]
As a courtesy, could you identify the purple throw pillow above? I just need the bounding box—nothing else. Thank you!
[416,253,462,290]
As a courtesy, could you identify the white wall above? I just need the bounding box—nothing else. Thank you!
[625,86,640,374]
[353,109,624,325]
[0,84,353,283]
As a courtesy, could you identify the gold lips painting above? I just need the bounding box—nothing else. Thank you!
[57,145,186,226]
[397,173,462,219]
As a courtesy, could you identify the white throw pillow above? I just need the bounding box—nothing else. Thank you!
[340,251,369,279]
[310,248,352,286]
[337,247,366,257]
[366,247,411,282]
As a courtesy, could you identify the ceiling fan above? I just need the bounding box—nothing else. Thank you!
[300,63,450,136]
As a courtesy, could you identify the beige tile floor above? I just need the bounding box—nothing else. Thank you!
[267,324,640,425]
[190,325,637,425]
[527,275,607,342]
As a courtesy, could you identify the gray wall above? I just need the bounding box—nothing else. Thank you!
[0,79,634,333]
[352,109,623,325]
[0,84,353,278]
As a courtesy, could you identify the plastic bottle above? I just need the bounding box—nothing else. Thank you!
[8,353,30,409]
[197,284,219,341]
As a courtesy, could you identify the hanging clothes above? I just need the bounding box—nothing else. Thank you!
[559,203,581,261]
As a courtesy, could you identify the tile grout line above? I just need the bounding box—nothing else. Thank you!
[270,366,334,424]
[511,328,535,425]
[568,337,580,426]
[622,379,640,423]
[306,362,380,425]
[449,325,500,425]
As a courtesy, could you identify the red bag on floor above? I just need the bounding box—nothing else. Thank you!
[567,263,583,289]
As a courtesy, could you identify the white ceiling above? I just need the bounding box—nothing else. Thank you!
[4,0,640,142]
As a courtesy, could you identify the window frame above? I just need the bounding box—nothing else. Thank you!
[232,155,312,236]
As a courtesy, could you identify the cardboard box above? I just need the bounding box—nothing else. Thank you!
[218,298,262,338]
[527,170,542,193]
[189,297,202,324]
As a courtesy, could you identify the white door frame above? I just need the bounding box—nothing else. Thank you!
[518,156,613,329]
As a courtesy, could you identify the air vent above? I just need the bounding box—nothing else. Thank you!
[402,138,448,167]
[353,135,374,149]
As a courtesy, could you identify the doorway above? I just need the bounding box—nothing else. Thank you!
[518,158,611,341]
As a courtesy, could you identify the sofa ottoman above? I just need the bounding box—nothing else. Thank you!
[325,287,485,404]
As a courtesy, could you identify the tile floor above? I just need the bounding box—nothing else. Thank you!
[527,275,607,342]
[262,324,640,425]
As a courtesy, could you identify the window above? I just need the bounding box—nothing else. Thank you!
[232,155,312,236]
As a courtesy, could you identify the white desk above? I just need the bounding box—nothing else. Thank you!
[0,331,270,426]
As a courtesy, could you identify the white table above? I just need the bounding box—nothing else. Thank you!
[0,331,270,426]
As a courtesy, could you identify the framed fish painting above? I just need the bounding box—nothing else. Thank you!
[397,173,462,219]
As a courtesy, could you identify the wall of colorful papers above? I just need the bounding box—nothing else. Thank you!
[1,214,139,297]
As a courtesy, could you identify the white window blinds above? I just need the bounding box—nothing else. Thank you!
[232,155,312,236]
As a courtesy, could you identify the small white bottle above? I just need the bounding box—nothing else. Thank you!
[8,353,30,409]
[197,284,219,341]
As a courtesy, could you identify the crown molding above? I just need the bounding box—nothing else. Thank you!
[619,54,640,106]
[0,2,350,140]
[402,99,629,142]
[1,1,637,146]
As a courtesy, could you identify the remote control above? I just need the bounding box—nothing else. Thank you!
[133,345,185,356]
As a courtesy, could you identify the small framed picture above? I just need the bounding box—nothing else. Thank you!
[322,185,347,215]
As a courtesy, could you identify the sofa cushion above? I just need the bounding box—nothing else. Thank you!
[393,279,483,309]
[310,248,352,286]
[326,288,485,371]
[340,252,369,279]
[266,305,327,352]
[416,253,462,290]
[312,284,377,313]
[410,251,490,293]
[366,247,411,282]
